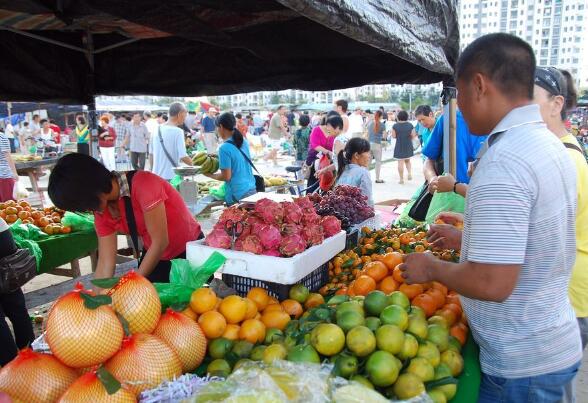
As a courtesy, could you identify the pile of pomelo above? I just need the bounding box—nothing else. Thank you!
[201,283,464,402]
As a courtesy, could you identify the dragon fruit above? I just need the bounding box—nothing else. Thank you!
[263,249,282,257]
[234,237,244,251]
[259,225,282,250]
[245,215,266,234]
[294,196,315,212]
[302,224,325,247]
[281,223,302,236]
[205,229,232,249]
[322,215,342,237]
[302,211,322,225]
[255,198,284,225]
[218,206,248,226]
[279,234,307,257]
[242,235,263,254]
[281,202,303,224]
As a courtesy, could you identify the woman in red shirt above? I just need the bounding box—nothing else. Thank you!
[48,153,202,283]
[98,116,117,171]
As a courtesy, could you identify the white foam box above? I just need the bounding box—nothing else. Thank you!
[186,230,346,285]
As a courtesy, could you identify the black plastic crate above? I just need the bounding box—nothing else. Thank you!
[345,229,359,250]
[222,262,329,300]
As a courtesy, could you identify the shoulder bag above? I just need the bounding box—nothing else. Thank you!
[0,249,37,294]
[158,126,178,167]
[227,141,265,192]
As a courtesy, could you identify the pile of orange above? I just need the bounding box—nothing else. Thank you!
[0,200,70,235]
[186,286,325,345]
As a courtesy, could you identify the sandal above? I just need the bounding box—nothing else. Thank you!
[375,180,385,184]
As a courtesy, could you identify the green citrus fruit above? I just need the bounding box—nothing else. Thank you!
[337,310,365,333]
[433,363,457,400]
[208,338,234,359]
[393,373,425,400]
[428,389,448,403]
[409,305,426,320]
[428,315,449,329]
[388,291,410,310]
[441,350,464,376]
[346,326,376,357]
[375,324,405,355]
[287,344,321,364]
[364,290,389,316]
[334,354,359,379]
[250,345,267,361]
[406,357,435,382]
[350,374,374,389]
[232,340,254,358]
[289,284,310,303]
[264,328,284,345]
[398,333,419,360]
[417,341,440,367]
[365,316,381,332]
[365,351,401,387]
[310,323,346,356]
[233,358,252,371]
[407,314,428,339]
[427,324,449,352]
[380,305,408,330]
[263,343,288,364]
[207,359,231,378]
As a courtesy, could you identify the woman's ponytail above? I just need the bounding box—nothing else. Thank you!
[336,149,348,181]
[217,112,243,148]
[232,128,244,148]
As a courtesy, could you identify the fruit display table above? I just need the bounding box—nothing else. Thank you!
[15,156,61,207]
[36,230,98,276]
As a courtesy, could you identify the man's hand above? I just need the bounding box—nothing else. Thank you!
[427,176,439,193]
[436,211,464,226]
[400,252,438,284]
[427,224,462,250]
[437,174,456,193]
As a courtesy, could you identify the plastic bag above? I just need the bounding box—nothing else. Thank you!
[425,191,465,224]
[12,181,29,199]
[170,174,182,189]
[155,252,226,309]
[209,183,226,200]
[9,219,47,241]
[61,212,95,233]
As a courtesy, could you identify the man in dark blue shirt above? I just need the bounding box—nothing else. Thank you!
[201,107,219,152]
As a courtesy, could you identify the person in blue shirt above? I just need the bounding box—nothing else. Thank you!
[204,113,256,205]
[423,110,487,194]
[200,108,219,153]
[414,105,437,148]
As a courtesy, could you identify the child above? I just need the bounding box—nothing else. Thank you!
[336,137,373,206]
[293,114,311,166]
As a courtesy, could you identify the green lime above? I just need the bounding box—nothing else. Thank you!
[364,290,389,316]
[427,324,449,352]
[208,338,234,359]
[334,354,359,379]
[380,305,408,330]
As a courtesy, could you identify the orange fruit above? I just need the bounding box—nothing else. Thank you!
[412,293,437,318]
[247,288,270,311]
[198,311,227,339]
[263,304,284,313]
[280,299,303,319]
[239,319,266,344]
[222,324,241,341]
[399,283,424,300]
[363,261,388,282]
[244,298,258,320]
[431,281,448,296]
[446,292,461,307]
[304,293,325,309]
[335,287,348,295]
[444,303,463,318]
[380,252,404,271]
[180,307,198,321]
[190,288,217,314]
[268,296,279,305]
[214,297,222,310]
[392,265,405,284]
[437,308,458,327]
[426,288,446,309]
[261,310,291,330]
[450,323,468,345]
[218,296,248,324]
[378,276,399,294]
[352,275,377,296]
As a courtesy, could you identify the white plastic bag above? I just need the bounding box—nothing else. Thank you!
[12,181,29,200]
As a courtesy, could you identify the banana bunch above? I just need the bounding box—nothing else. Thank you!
[192,152,219,174]
[264,176,288,187]
[197,181,219,194]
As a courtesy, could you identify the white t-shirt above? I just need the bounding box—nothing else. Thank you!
[4,124,14,139]
[348,113,364,134]
[145,118,159,139]
[149,125,187,180]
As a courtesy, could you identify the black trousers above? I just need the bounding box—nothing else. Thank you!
[0,288,36,366]
[77,142,90,155]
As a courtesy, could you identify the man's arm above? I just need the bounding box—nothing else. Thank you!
[401,253,520,302]
[94,233,118,281]
[5,151,19,181]
[137,202,169,278]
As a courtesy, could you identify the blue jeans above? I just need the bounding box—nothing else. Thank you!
[479,362,581,403]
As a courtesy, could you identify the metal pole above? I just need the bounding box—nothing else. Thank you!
[441,87,458,177]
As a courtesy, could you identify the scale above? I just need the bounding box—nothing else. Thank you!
[174,167,201,208]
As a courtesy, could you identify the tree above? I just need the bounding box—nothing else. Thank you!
[269,93,281,104]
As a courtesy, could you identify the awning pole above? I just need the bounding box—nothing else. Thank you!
[441,86,457,177]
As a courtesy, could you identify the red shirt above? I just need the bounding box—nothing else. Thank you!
[98,127,116,148]
[94,172,201,260]
[50,124,61,134]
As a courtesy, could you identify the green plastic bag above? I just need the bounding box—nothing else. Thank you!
[9,219,48,241]
[155,251,227,309]
[170,174,182,190]
[61,212,95,233]
[209,182,226,200]
[396,185,466,227]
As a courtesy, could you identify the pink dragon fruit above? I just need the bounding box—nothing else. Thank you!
[281,223,302,236]
[234,237,244,251]
[302,211,321,225]
[242,235,263,254]
[281,202,303,224]
[218,206,248,226]
[245,215,266,234]
[255,198,284,225]
[321,215,342,237]
[302,224,325,247]
[279,234,307,257]
[262,249,282,257]
[294,196,315,212]
[205,229,232,249]
[259,225,282,250]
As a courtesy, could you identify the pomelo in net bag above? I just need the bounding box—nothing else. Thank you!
[0,348,78,402]
[58,369,136,403]
[110,271,161,334]
[45,284,124,368]
[105,333,182,396]
[152,308,208,372]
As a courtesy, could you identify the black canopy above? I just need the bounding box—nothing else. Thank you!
[0,0,459,104]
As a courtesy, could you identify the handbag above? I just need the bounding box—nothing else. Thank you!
[158,126,178,167]
[408,182,434,222]
[0,249,37,294]
[227,141,265,192]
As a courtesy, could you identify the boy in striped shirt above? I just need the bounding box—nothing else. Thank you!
[401,33,582,402]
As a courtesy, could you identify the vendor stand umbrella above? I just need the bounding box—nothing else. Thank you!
[0,0,459,172]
